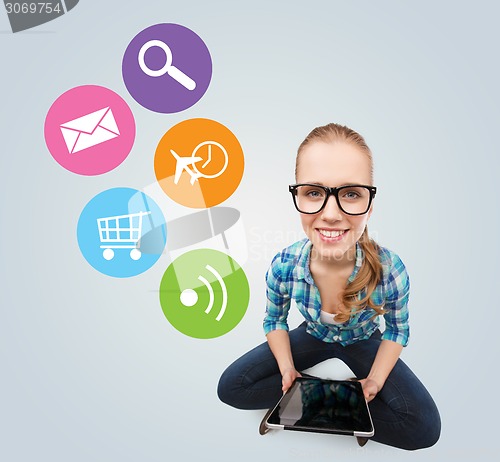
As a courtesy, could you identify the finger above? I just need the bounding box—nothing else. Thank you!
[363,387,374,399]
[367,393,376,403]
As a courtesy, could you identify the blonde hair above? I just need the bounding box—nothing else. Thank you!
[296,123,385,322]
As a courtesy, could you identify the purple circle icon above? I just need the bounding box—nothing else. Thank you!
[122,23,212,113]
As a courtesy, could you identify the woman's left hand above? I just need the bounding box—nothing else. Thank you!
[358,378,381,403]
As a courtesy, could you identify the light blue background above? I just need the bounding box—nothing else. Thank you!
[1,1,499,461]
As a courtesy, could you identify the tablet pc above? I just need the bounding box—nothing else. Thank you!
[265,377,374,437]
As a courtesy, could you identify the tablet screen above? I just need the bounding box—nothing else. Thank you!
[267,377,373,435]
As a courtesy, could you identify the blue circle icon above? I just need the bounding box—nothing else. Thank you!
[77,188,167,277]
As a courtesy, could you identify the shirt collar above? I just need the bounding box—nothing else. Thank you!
[294,239,364,284]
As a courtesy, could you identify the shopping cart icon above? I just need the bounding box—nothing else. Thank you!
[97,211,152,261]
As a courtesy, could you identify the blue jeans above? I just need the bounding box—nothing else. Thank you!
[217,323,441,450]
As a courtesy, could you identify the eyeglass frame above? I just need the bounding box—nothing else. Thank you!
[288,183,377,216]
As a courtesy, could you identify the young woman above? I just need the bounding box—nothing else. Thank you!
[217,123,441,450]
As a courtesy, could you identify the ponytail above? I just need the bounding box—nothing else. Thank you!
[334,227,385,323]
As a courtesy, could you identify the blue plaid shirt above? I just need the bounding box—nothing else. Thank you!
[263,239,410,346]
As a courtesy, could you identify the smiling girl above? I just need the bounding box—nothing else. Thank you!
[217,123,440,450]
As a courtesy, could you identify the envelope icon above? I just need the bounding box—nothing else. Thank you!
[60,107,120,154]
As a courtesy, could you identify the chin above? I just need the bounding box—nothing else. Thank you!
[308,230,358,263]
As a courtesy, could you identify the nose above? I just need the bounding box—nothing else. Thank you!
[320,195,343,221]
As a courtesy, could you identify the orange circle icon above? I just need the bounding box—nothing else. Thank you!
[154,118,244,208]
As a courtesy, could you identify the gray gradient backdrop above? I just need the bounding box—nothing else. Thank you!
[1,1,499,460]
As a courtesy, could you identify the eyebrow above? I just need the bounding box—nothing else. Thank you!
[301,181,360,187]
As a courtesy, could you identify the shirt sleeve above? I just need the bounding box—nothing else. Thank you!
[381,252,410,346]
[263,252,291,335]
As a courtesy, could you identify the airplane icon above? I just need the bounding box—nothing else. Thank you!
[170,149,203,185]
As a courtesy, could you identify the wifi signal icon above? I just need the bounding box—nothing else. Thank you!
[179,265,228,321]
[160,249,250,339]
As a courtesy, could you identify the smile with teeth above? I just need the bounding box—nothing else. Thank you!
[318,229,347,238]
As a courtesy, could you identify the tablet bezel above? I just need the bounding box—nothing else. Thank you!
[264,377,374,438]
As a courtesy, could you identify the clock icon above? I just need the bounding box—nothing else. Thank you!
[191,141,228,179]
[155,118,245,208]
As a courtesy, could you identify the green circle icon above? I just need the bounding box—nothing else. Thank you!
[159,249,250,339]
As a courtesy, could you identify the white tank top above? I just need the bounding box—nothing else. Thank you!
[320,310,344,325]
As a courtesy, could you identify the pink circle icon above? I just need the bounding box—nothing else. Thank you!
[44,85,136,176]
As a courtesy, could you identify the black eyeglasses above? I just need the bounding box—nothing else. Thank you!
[289,183,377,215]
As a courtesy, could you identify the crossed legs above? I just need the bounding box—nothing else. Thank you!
[217,323,440,450]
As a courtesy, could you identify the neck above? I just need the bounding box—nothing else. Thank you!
[310,245,357,273]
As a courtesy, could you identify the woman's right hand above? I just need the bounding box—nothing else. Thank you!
[281,368,302,392]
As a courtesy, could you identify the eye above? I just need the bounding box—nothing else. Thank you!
[302,187,325,200]
[344,191,360,199]
[341,187,366,200]
[306,189,323,198]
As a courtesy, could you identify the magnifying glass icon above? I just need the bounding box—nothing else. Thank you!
[138,40,197,91]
